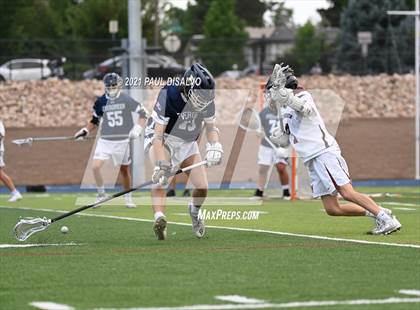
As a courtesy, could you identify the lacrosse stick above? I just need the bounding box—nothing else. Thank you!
[236,106,288,158]
[13,160,208,241]
[12,134,130,146]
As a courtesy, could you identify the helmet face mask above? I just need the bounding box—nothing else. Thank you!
[103,73,123,99]
[188,88,215,111]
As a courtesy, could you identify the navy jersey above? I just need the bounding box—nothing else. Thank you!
[146,85,215,142]
[93,92,146,140]
[259,107,280,147]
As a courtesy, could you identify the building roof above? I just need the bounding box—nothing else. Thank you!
[245,26,296,45]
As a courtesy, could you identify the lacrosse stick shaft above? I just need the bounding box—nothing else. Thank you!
[12,134,131,145]
[51,160,208,223]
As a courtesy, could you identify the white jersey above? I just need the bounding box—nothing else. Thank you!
[0,120,5,152]
[282,90,339,162]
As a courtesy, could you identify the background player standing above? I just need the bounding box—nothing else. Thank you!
[145,63,223,240]
[268,64,401,235]
[0,120,23,202]
[74,73,147,208]
[253,104,290,200]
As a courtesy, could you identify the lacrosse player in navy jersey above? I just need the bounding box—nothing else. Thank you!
[74,73,147,208]
[144,63,223,240]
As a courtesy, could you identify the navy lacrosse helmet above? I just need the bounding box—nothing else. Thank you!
[182,63,215,111]
[103,72,123,98]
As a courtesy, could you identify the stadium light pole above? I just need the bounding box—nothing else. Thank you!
[128,0,146,184]
[388,0,420,180]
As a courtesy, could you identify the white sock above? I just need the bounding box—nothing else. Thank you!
[376,210,392,222]
[11,190,20,196]
[97,186,105,195]
[125,193,132,200]
[282,185,289,190]
[365,210,375,218]
[189,203,200,216]
[154,211,165,221]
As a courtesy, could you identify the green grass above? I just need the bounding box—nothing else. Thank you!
[0,186,419,310]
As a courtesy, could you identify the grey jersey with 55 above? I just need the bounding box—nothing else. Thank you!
[93,92,144,140]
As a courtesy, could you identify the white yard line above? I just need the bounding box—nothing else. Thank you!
[393,207,417,211]
[399,289,420,296]
[382,202,420,207]
[30,301,74,310]
[0,243,81,249]
[2,205,420,249]
[94,297,420,310]
[214,296,265,304]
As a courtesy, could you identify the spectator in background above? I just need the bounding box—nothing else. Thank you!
[0,120,23,202]
[310,62,323,75]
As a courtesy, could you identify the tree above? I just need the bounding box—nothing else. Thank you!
[281,21,329,75]
[235,0,266,27]
[199,0,248,74]
[265,1,293,27]
[318,0,349,27]
[336,0,414,74]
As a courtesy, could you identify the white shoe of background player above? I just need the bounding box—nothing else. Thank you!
[189,203,205,238]
[94,192,108,208]
[125,194,136,208]
[8,191,22,202]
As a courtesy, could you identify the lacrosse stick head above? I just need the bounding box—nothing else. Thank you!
[13,217,51,241]
[12,138,33,147]
[236,107,264,136]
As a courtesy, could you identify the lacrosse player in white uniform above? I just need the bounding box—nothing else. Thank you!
[145,63,222,240]
[253,104,290,200]
[74,73,147,208]
[267,64,401,235]
[0,120,23,202]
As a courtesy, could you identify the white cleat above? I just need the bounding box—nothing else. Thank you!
[153,216,167,240]
[371,216,402,235]
[125,196,136,208]
[189,204,205,238]
[8,192,23,202]
[368,207,394,234]
[93,193,108,208]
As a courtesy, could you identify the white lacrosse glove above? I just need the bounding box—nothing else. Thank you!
[152,160,172,186]
[129,124,143,139]
[205,142,223,167]
[270,87,293,108]
[74,127,89,140]
[270,126,290,148]
[271,63,291,89]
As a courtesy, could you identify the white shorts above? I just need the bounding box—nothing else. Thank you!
[145,135,200,169]
[93,138,131,166]
[0,152,4,167]
[258,145,287,166]
[306,151,351,198]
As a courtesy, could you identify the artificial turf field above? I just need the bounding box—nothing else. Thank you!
[0,186,419,310]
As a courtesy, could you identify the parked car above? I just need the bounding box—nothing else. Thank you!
[83,54,185,80]
[240,64,273,77]
[0,58,55,82]
[218,70,241,79]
